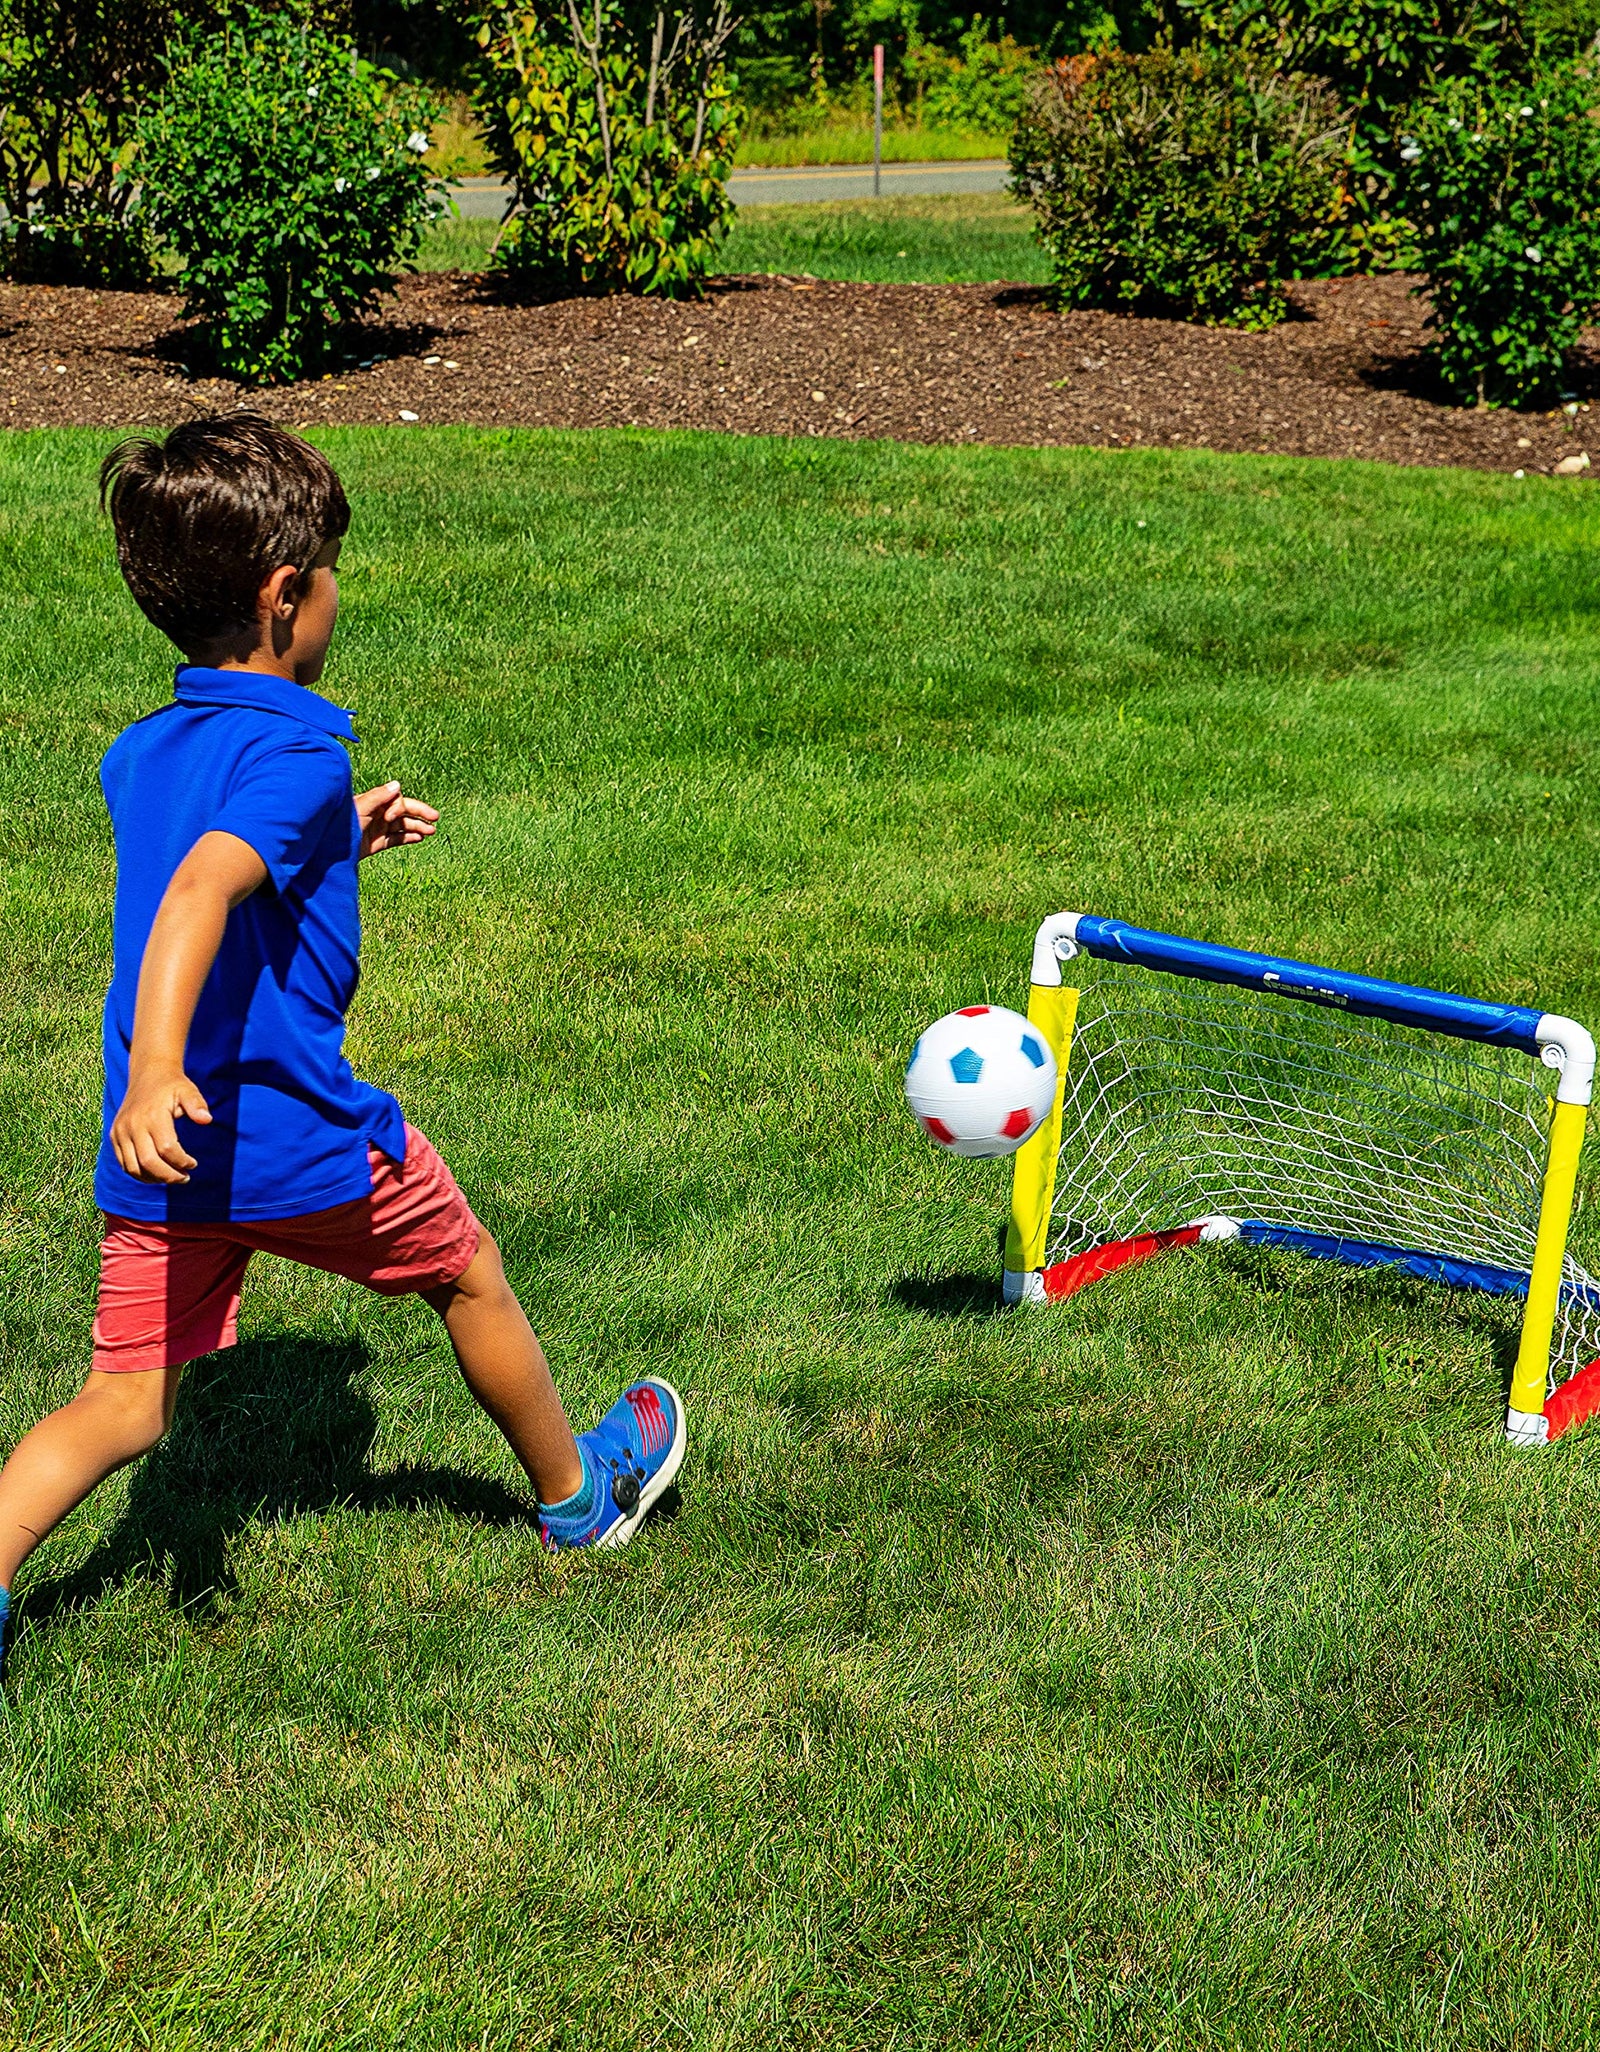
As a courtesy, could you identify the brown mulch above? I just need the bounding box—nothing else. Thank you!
[2,268,1596,472]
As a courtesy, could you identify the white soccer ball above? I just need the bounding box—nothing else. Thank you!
[904,1004,1058,1159]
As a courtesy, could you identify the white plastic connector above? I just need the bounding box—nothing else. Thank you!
[1535,1014,1596,1107]
[1030,913,1083,988]
[1505,1407,1551,1448]
[1002,1268,1046,1305]
[1197,1214,1241,1241]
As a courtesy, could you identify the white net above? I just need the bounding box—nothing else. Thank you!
[1046,963,1600,1394]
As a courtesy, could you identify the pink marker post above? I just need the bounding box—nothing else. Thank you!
[873,44,884,199]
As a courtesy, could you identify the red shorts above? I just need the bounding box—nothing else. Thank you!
[93,1124,481,1374]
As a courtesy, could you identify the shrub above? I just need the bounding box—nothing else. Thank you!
[1403,59,1600,405]
[5,199,158,291]
[473,0,742,298]
[136,7,444,383]
[907,21,1037,135]
[1159,0,1519,256]
[0,0,191,287]
[1010,48,1349,329]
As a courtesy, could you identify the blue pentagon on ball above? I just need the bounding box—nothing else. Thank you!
[1020,1033,1046,1069]
[949,1047,984,1084]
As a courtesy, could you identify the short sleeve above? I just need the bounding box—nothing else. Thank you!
[209,735,353,895]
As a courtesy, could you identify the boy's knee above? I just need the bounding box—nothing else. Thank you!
[424,1230,512,1314]
[80,1369,173,1456]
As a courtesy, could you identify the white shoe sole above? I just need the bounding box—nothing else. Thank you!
[595,1378,687,1550]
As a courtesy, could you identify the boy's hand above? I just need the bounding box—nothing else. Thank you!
[110,1069,213,1184]
[355,782,439,860]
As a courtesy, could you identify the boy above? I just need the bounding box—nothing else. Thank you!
[0,415,683,1669]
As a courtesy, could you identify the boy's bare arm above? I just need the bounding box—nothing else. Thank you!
[110,830,269,1184]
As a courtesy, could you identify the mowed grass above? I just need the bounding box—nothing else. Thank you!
[416,191,1047,284]
[2,428,1600,2046]
[721,191,1044,283]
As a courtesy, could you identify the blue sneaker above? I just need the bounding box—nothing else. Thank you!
[541,1379,686,1550]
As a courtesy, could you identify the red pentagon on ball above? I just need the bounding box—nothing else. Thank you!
[921,1115,957,1144]
[957,1006,990,1017]
[1000,1107,1034,1139]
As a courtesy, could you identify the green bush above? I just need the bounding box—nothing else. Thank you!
[5,199,157,291]
[1158,0,1520,262]
[1010,48,1348,329]
[908,21,1037,135]
[136,7,443,382]
[1403,60,1600,405]
[473,1,742,297]
[0,0,190,287]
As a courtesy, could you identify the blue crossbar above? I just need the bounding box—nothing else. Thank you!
[1073,916,1545,1054]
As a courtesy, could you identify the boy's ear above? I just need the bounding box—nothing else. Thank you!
[260,562,305,621]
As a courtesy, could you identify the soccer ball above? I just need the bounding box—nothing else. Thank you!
[904,1005,1059,1158]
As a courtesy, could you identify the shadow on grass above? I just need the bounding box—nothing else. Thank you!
[890,1270,1005,1320]
[14,1334,537,1654]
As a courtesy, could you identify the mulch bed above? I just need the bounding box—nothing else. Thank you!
[2,267,1595,473]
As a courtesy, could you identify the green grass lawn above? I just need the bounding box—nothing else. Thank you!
[4,427,1600,2046]
[415,212,505,273]
[722,192,1044,284]
[417,192,1046,285]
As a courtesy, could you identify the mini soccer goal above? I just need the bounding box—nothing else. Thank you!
[1002,913,1600,1447]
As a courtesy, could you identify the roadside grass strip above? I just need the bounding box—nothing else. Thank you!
[1,428,1599,2045]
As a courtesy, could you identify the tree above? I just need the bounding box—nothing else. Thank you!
[474,0,743,295]
[0,0,203,283]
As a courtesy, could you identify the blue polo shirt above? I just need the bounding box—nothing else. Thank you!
[96,666,407,1223]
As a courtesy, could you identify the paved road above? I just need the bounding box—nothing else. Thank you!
[451,157,1008,217]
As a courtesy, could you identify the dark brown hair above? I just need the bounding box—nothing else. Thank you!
[100,413,350,653]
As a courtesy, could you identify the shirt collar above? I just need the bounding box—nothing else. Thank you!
[173,666,358,741]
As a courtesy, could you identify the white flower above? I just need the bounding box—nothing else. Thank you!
[1526,245,1542,262]
[334,176,348,193]
[406,130,430,154]
[1447,116,1460,129]
[306,85,319,99]
[1521,105,1533,116]
[365,165,380,181]
[1400,142,1421,162]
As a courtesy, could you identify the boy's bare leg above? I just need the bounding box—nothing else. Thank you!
[0,1232,580,1591]
[0,1367,180,1590]
[422,1229,584,1507]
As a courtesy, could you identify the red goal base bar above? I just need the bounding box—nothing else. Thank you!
[1037,1224,1208,1301]
[1545,1357,1600,1440]
[1033,1223,1600,1443]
